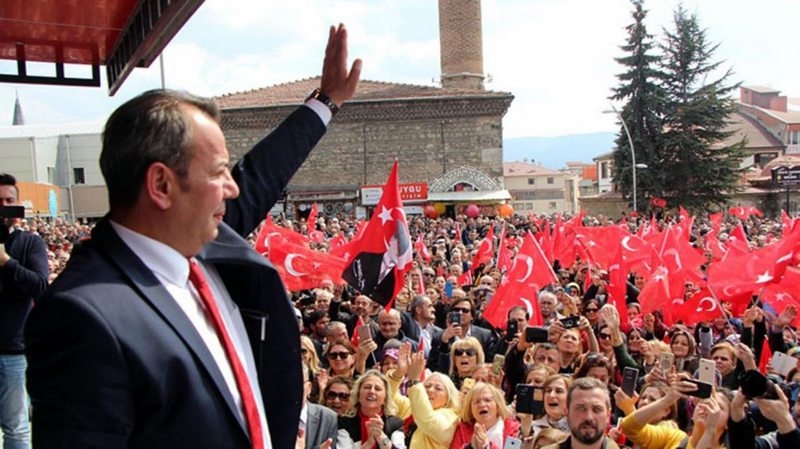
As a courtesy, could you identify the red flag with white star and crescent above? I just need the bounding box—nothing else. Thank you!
[341,161,413,308]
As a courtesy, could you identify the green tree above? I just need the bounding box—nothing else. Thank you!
[610,0,666,213]
[657,5,745,211]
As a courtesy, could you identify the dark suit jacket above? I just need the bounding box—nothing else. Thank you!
[25,106,326,449]
[305,403,338,449]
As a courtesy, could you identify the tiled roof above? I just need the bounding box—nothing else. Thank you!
[503,161,561,176]
[723,112,784,149]
[215,77,510,109]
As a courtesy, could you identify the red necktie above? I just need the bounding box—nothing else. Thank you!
[188,260,264,449]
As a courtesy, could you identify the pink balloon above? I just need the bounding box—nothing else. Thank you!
[465,204,480,218]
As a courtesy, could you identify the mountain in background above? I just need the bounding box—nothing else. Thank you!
[503,132,616,169]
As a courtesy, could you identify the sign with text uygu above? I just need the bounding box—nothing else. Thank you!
[360,182,428,206]
[772,165,800,186]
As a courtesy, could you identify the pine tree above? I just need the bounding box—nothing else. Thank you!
[610,0,666,213]
[657,5,745,211]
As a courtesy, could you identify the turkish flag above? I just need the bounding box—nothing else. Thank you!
[341,162,413,307]
[658,226,706,283]
[511,232,559,289]
[330,234,348,252]
[254,216,309,256]
[307,202,319,233]
[470,224,496,271]
[729,206,764,219]
[606,248,630,332]
[414,234,432,263]
[758,338,773,374]
[575,226,625,269]
[620,233,654,272]
[709,213,723,234]
[496,223,513,273]
[483,279,543,329]
[673,287,723,323]
[638,264,681,325]
[760,266,800,325]
[553,215,578,267]
[269,241,347,291]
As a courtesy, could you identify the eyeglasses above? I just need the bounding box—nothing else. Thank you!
[452,308,471,314]
[598,333,612,340]
[327,351,351,360]
[300,348,309,354]
[585,308,599,313]
[325,391,350,401]
[454,348,477,357]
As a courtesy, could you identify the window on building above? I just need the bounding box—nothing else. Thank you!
[549,202,557,210]
[547,177,554,184]
[47,167,56,184]
[73,167,85,185]
[600,162,609,179]
[528,178,535,185]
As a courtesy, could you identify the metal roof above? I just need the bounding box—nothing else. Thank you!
[0,0,203,94]
[0,122,102,139]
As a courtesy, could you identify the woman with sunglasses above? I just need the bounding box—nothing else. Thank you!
[529,374,570,438]
[388,344,461,449]
[337,370,406,449]
[582,299,602,331]
[450,382,520,449]
[326,339,358,378]
[448,337,485,389]
[322,376,355,416]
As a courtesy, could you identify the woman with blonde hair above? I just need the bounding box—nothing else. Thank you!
[448,337,485,389]
[449,382,520,449]
[388,343,461,449]
[337,370,406,449]
[301,335,323,402]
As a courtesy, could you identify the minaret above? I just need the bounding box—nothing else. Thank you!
[438,0,485,90]
[12,90,24,125]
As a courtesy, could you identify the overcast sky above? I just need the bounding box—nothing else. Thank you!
[1,0,798,138]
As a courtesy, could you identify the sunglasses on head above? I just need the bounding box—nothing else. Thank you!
[454,348,477,357]
[325,391,350,401]
[327,351,351,360]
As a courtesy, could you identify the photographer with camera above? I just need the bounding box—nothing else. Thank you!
[0,173,48,448]
[728,370,800,449]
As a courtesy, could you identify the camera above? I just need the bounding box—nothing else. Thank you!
[560,315,581,329]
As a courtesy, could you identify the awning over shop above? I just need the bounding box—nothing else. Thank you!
[427,190,511,202]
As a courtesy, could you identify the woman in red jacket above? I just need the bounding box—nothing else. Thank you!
[450,382,520,449]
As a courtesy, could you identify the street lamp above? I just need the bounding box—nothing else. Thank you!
[604,105,641,212]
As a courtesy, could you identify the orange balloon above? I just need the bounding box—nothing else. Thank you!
[424,205,438,218]
[498,204,514,218]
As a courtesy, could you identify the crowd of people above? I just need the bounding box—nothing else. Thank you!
[266,209,798,449]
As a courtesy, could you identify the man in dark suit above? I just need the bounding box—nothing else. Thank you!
[24,24,361,449]
[299,363,337,449]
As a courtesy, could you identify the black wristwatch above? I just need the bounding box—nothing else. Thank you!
[306,88,339,116]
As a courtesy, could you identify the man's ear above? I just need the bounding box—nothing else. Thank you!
[144,162,177,210]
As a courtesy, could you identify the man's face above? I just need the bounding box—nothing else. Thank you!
[567,388,610,445]
[415,297,436,322]
[539,297,556,318]
[313,317,330,338]
[378,314,401,339]
[534,347,560,372]
[509,309,528,333]
[171,108,240,256]
[711,349,735,375]
[353,296,371,316]
[316,296,331,311]
[451,300,473,326]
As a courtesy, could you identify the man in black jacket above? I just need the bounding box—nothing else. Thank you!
[0,173,48,448]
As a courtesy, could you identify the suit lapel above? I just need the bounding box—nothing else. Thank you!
[91,219,247,433]
[305,405,321,449]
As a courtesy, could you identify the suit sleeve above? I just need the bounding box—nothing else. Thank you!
[225,106,327,237]
[25,292,134,448]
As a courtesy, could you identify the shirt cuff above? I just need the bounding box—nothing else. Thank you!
[305,98,332,126]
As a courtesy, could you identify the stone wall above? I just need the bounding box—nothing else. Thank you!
[220,95,512,192]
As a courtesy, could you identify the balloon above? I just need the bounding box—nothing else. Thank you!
[465,204,480,218]
[424,205,438,218]
[498,204,514,218]
[433,202,446,215]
